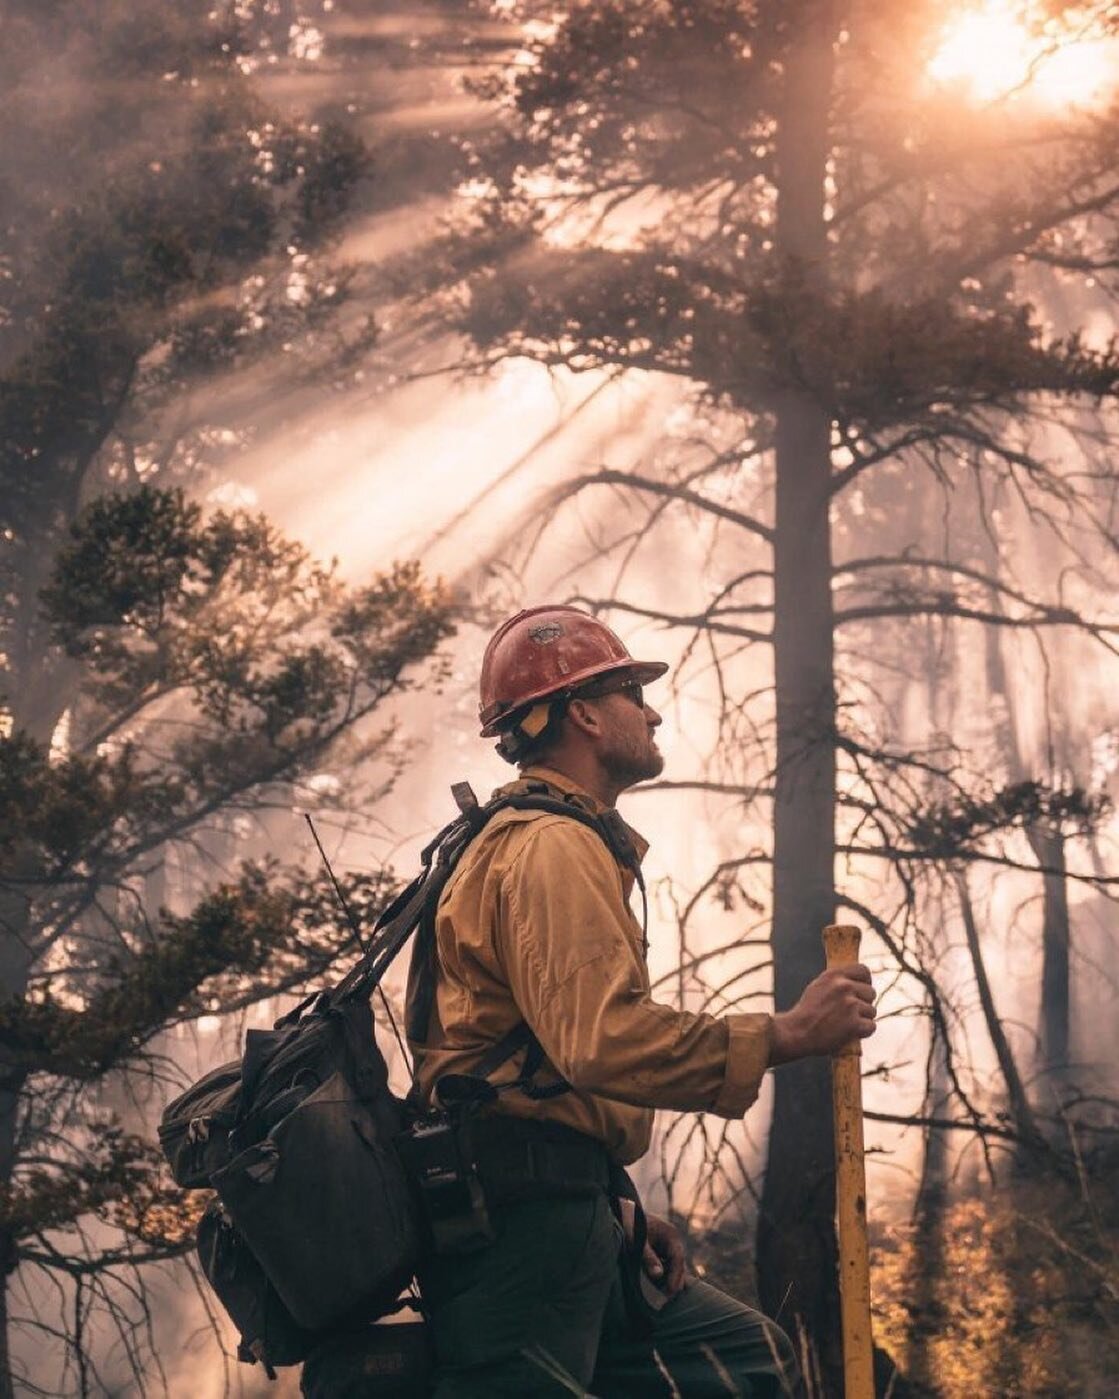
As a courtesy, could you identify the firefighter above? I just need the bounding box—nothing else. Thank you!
[407,605,877,1397]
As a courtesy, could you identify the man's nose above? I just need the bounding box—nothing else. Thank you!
[644,703,662,728]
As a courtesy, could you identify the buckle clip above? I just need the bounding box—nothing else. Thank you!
[451,782,480,816]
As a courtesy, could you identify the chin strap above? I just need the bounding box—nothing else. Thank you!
[494,699,566,764]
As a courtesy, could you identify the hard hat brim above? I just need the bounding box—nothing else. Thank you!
[479,657,668,737]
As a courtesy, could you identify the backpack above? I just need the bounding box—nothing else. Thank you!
[158,781,645,1375]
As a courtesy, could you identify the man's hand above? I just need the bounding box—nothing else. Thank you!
[618,1199,687,1299]
[769,964,877,1065]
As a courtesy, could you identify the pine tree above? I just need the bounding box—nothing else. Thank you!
[0,486,453,1393]
[0,4,450,1389]
[417,1,1119,1383]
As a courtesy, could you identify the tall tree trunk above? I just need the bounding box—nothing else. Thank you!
[975,500,1074,1096]
[906,616,955,1390]
[907,993,950,1394]
[954,870,1040,1153]
[0,534,78,1388]
[756,5,843,1389]
[0,1273,13,1399]
[0,867,33,1397]
[1026,824,1070,1079]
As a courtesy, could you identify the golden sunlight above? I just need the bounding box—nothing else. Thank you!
[928,2,1117,107]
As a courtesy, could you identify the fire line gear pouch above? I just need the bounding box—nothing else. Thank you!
[157,779,647,1378]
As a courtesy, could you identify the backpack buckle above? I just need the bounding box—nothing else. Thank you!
[450,782,480,816]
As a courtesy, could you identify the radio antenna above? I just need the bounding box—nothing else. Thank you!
[305,813,371,954]
[304,813,412,1076]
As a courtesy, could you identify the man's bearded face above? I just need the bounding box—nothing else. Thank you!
[593,684,664,790]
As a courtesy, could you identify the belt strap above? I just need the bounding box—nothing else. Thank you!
[466,1117,658,1336]
[468,1116,612,1200]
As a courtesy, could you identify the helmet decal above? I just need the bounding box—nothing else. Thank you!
[528,622,564,645]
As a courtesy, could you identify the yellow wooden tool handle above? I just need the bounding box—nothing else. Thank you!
[823,923,874,1399]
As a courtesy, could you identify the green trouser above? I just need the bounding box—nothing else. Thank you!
[419,1191,800,1397]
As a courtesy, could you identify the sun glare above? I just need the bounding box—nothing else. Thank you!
[928,2,1117,108]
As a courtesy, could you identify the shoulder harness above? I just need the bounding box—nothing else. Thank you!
[326,781,647,1109]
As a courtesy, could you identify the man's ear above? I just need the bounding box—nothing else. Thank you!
[566,697,603,740]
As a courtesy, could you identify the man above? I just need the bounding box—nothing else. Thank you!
[406,605,877,1397]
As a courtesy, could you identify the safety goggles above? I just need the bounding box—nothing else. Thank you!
[573,676,646,710]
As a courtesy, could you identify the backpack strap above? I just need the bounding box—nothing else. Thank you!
[431,1018,573,1113]
[324,809,469,1011]
[404,783,646,1029]
[408,782,648,1108]
[328,781,647,1106]
[325,782,500,1010]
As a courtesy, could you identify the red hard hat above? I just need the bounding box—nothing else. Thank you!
[479,605,668,736]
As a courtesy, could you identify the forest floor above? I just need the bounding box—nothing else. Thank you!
[689,1161,1119,1398]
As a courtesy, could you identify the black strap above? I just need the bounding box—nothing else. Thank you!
[515,1032,571,1100]
[430,1017,574,1110]
[607,1163,661,1336]
[430,1021,534,1110]
[326,867,434,1008]
[325,797,486,1010]
[403,787,645,1025]
[409,786,648,1104]
[321,783,647,1104]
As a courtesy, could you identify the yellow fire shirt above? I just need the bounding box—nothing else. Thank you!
[405,766,773,1165]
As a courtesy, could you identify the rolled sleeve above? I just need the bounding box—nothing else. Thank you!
[711,1013,773,1118]
[499,818,772,1119]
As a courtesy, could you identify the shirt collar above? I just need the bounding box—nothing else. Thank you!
[519,764,602,809]
[501,764,650,865]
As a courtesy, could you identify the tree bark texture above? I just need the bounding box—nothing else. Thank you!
[0,845,36,1388]
[908,646,953,1390]
[756,5,843,1389]
[0,1278,13,1399]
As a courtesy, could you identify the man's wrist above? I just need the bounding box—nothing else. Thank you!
[769,1011,804,1067]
